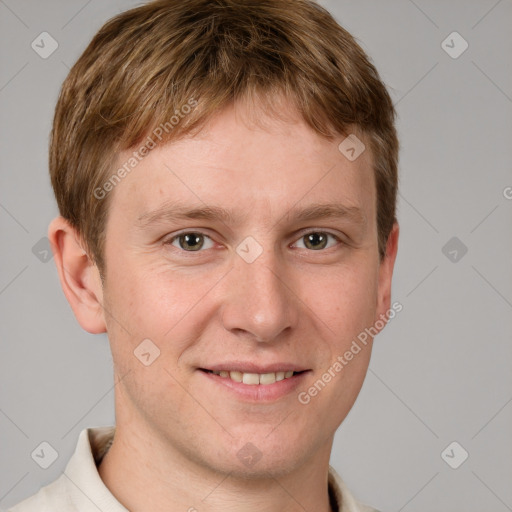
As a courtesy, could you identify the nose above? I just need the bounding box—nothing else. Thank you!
[220,249,299,343]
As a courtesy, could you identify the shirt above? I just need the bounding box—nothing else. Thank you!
[7,426,380,512]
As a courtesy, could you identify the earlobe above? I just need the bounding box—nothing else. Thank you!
[48,216,107,334]
[375,222,400,328]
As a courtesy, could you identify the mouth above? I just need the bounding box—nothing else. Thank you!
[199,368,307,386]
[197,365,311,402]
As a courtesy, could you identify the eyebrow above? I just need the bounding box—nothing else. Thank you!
[136,201,367,229]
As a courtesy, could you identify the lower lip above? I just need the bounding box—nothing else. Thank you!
[199,370,310,402]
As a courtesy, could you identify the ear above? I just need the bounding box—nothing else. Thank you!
[375,222,399,326]
[48,216,107,334]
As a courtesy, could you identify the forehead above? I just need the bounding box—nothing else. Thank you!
[108,100,376,228]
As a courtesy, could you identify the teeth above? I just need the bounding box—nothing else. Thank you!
[259,373,276,385]
[242,373,260,385]
[210,370,298,385]
[230,371,243,383]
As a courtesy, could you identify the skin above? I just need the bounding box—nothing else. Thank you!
[49,97,399,512]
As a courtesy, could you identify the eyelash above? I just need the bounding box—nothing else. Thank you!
[163,230,344,254]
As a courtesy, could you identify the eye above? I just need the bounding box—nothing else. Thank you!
[293,231,341,251]
[165,232,215,252]
[164,230,342,254]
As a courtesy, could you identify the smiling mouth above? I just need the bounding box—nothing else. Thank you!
[200,369,306,385]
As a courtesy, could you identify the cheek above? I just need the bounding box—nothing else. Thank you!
[303,262,378,414]
[297,271,377,430]
[103,261,220,374]
[101,266,195,414]
[105,260,188,332]
[308,261,379,340]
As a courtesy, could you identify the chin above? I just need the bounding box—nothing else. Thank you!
[227,426,315,480]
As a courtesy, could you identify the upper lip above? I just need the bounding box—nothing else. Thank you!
[200,362,310,374]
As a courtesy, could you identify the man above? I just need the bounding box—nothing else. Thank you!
[9,0,399,510]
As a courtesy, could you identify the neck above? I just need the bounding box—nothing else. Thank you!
[98,422,335,512]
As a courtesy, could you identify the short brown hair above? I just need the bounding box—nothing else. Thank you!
[50,0,399,277]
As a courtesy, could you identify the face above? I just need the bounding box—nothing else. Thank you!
[96,99,398,478]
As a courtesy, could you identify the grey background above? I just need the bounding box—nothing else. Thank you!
[1,0,511,511]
